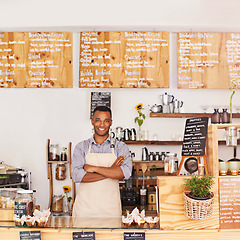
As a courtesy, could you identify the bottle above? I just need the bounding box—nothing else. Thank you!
[139,186,147,206]
[222,109,230,124]
[60,147,67,161]
[149,152,155,161]
[198,157,205,176]
[211,109,221,124]
[155,152,161,161]
[14,190,34,217]
[56,164,67,180]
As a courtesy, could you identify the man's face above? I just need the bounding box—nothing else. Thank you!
[91,111,112,137]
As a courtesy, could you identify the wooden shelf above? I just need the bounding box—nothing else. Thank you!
[125,140,240,145]
[48,161,69,163]
[124,140,183,145]
[150,112,240,118]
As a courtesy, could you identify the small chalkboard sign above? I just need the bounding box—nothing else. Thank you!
[20,231,41,240]
[124,232,145,240]
[73,232,95,240]
[90,91,111,119]
[182,117,209,157]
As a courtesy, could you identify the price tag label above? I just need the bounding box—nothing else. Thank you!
[20,231,41,240]
[124,232,145,240]
[73,232,95,240]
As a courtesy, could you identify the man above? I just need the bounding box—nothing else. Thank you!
[71,106,132,217]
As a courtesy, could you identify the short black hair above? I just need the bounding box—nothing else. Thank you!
[93,106,112,118]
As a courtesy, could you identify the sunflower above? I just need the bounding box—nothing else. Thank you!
[135,103,143,110]
[63,186,71,193]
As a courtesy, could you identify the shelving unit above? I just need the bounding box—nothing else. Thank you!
[46,139,76,215]
[150,112,240,118]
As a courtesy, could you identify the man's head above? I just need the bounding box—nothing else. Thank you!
[91,106,112,137]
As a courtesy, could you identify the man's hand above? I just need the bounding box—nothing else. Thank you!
[112,156,125,166]
[84,164,96,173]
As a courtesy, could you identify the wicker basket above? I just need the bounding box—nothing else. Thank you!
[183,191,214,220]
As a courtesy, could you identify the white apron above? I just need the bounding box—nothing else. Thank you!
[72,140,122,218]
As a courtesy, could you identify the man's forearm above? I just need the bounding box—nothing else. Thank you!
[93,166,124,180]
[81,172,106,183]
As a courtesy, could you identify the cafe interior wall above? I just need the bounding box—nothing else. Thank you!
[0,0,240,209]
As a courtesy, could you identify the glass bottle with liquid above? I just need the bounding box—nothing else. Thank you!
[60,147,67,161]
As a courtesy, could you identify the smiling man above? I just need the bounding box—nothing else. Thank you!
[71,106,132,218]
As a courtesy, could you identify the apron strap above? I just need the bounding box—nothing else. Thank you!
[88,136,115,154]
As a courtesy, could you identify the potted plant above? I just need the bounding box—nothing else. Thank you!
[226,78,237,147]
[182,174,215,220]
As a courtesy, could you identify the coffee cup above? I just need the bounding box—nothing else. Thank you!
[219,162,229,176]
[228,161,239,175]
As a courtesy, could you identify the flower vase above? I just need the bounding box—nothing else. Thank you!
[63,198,71,214]
[138,127,142,141]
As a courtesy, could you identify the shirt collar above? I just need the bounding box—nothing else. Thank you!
[91,134,111,145]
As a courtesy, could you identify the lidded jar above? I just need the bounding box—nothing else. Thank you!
[164,153,178,175]
[52,194,63,212]
[211,109,221,124]
[56,164,66,180]
[14,190,34,217]
[50,144,60,161]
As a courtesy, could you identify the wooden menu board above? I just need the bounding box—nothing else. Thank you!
[219,177,240,229]
[182,117,208,156]
[0,32,72,88]
[79,32,169,88]
[177,32,240,89]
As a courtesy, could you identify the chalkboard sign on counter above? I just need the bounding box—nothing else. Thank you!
[0,32,72,88]
[73,232,95,240]
[80,32,169,88]
[182,117,208,156]
[219,177,240,229]
[20,231,41,240]
[177,32,240,89]
[124,232,145,240]
[90,91,111,119]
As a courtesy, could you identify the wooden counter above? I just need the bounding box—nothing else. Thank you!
[1,221,240,240]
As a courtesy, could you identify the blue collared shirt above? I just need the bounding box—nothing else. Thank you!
[71,135,132,183]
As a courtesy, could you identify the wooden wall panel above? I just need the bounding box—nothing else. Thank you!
[177,33,240,89]
[0,32,72,88]
[79,32,169,88]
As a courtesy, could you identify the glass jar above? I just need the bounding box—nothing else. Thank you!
[50,144,60,161]
[60,147,67,161]
[164,153,178,175]
[56,164,66,180]
[0,188,17,209]
[52,195,63,212]
[14,190,34,217]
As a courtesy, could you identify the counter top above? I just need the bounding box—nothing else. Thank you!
[0,216,159,229]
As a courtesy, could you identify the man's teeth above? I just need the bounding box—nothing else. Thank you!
[99,128,105,130]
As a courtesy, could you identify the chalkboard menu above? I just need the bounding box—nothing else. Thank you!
[219,177,240,229]
[73,232,95,240]
[20,231,41,240]
[182,117,208,156]
[124,232,145,240]
[0,32,72,88]
[80,32,169,88]
[177,32,240,89]
[90,91,111,119]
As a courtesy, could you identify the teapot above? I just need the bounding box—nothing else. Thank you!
[142,147,149,161]
[130,128,137,141]
[148,104,162,113]
[123,128,131,141]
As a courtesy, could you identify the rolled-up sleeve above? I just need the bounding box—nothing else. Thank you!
[71,142,87,183]
[116,141,132,180]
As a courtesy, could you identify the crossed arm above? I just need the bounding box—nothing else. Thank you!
[81,156,125,183]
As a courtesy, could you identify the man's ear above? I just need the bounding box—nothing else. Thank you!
[91,118,94,125]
